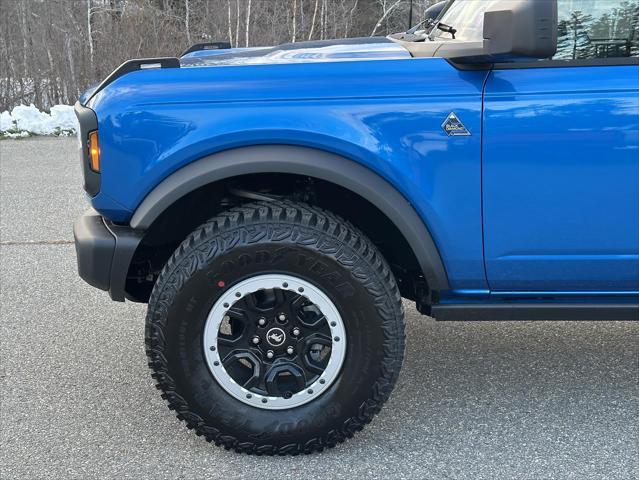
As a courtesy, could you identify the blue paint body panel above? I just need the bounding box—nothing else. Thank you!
[483,65,639,291]
[88,56,489,290]
[84,37,639,300]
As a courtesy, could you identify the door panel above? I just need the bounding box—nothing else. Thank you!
[483,65,639,291]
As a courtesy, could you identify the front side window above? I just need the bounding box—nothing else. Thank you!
[555,0,639,59]
[431,0,502,41]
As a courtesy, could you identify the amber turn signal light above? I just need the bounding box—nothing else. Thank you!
[88,131,100,172]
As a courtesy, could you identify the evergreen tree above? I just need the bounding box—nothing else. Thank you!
[557,10,593,59]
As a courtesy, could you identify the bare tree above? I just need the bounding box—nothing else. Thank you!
[227,0,233,45]
[245,0,251,47]
[292,0,297,42]
[0,0,442,111]
[87,0,94,73]
[185,0,192,44]
[235,0,240,47]
[371,0,403,36]
[308,0,320,40]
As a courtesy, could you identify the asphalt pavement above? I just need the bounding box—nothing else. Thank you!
[1,137,638,479]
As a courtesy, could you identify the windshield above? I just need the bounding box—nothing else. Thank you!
[432,0,502,41]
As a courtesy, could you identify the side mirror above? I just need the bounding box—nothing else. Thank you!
[391,0,558,62]
[483,0,558,59]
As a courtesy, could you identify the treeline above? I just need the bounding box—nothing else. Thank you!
[556,2,639,60]
[0,0,436,110]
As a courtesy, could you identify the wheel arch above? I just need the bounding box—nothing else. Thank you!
[129,145,449,295]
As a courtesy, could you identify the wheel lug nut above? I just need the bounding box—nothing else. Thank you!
[251,336,260,345]
[286,346,294,355]
[278,313,286,322]
[258,317,266,326]
[292,327,300,336]
[266,350,274,359]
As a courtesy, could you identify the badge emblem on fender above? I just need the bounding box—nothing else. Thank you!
[442,112,471,136]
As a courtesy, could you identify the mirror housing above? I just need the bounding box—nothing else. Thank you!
[389,0,558,63]
[482,0,558,59]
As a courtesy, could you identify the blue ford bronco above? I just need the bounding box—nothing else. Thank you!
[73,0,639,454]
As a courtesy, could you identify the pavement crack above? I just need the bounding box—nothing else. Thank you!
[0,239,74,246]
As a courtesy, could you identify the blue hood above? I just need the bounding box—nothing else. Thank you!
[180,37,411,67]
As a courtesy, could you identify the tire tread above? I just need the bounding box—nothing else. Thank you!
[145,199,405,455]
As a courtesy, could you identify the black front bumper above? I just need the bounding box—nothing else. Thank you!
[73,209,142,301]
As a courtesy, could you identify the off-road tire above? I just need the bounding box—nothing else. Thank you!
[145,200,405,455]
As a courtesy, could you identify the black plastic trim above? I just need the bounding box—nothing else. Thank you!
[85,57,180,103]
[129,145,450,291]
[73,209,115,291]
[446,59,493,71]
[103,221,144,302]
[493,57,639,69]
[431,303,639,321]
[181,42,231,56]
[448,57,639,71]
[74,209,143,302]
[74,102,100,196]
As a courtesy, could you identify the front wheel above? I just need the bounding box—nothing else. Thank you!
[145,201,405,454]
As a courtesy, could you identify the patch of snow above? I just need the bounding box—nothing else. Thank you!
[0,110,13,131]
[3,131,30,139]
[10,105,52,134]
[50,105,78,131]
[0,104,78,138]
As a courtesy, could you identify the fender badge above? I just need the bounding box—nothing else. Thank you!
[442,112,471,136]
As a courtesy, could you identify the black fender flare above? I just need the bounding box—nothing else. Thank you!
[130,145,450,291]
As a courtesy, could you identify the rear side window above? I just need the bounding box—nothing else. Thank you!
[554,0,639,60]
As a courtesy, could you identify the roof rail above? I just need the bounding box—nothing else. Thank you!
[181,42,232,56]
[86,57,180,104]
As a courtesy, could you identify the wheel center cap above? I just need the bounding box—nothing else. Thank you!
[266,327,286,347]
